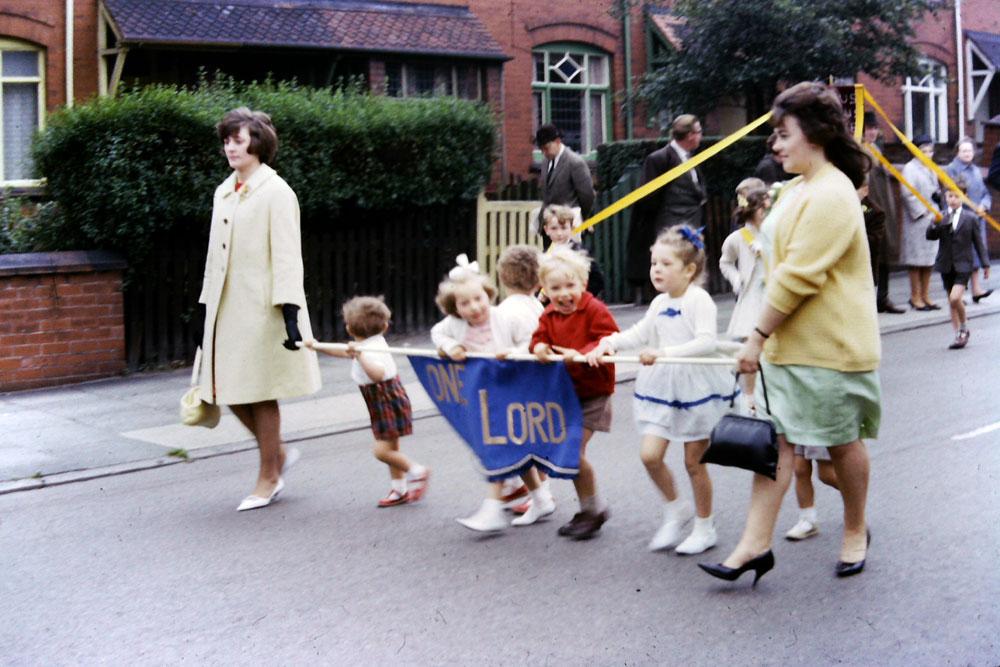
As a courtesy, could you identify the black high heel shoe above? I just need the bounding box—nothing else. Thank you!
[835,530,871,578]
[699,550,774,587]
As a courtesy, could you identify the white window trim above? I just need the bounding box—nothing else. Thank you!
[902,57,948,144]
[0,38,46,187]
[966,39,996,121]
[531,45,611,159]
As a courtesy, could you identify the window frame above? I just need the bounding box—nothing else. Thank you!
[902,57,948,144]
[385,60,483,101]
[0,38,46,187]
[531,42,612,161]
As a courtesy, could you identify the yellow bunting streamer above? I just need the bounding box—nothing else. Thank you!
[571,111,775,236]
[854,83,865,141]
[865,141,942,222]
[863,88,1000,233]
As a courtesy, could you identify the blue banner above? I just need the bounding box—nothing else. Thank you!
[408,356,583,480]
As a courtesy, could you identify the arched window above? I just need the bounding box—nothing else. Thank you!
[903,57,948,144]
[532,43,610,158]
[0,38,44,185]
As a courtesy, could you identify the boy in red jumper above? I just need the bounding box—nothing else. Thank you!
[531,246,619,539]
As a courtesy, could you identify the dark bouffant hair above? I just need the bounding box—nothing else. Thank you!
[216,107,278,165]
[771,82,871,188]
[497,245,541,292]
[342,296,391,338]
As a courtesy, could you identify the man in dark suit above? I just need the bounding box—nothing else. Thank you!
[535,124,595,247]
[926,183,991,349]
[862,112,905,313]
[626,114,707,297]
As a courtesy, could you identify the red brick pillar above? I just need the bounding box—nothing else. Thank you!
[0,251,127,391]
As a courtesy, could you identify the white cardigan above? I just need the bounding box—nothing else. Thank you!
[430,307,517,355]
[718,225,765,296]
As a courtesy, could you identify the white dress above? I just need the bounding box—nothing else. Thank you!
[604,287,736,442]
[719,225,767,339]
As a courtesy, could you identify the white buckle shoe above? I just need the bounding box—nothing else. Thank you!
[648,501,694,551]
[785,518,819,541]
[511,493,556,526]
[456,499,508,532]
[675,523,718,555]
[236,477,285,512]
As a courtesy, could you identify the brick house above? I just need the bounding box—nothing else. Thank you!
[0,0,689,191]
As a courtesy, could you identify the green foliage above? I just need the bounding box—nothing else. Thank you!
[0,195,66,254]
[596,135,768,196]
[638,0,938,117]
[30,79,496,262]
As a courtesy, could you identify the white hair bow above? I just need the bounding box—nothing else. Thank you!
[448,254,481,280]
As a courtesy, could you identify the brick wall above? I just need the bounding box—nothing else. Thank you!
[0,252,126,392]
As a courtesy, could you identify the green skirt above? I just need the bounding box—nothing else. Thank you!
[760,361,881,447]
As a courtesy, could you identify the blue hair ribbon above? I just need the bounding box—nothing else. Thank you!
[678,226,705,251]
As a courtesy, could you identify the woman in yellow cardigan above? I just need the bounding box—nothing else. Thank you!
[700,83,880,584]
[198,108,322,511]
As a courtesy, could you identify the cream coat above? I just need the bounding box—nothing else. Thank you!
[198,164,321,405]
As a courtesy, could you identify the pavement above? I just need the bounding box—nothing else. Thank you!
[2,273,998,493]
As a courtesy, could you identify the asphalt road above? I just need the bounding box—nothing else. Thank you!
[2,314,998,665]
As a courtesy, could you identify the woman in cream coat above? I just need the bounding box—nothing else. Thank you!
[199,108,321,511]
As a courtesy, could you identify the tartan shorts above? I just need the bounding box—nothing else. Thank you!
[359,376,413,441]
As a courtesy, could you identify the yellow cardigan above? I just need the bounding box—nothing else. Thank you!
[765,163,881,372]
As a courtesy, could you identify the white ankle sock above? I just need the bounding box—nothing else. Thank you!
[693,515,714,530]
[391,479,406,493]
[800,506,817,523]
[407,463,426,480]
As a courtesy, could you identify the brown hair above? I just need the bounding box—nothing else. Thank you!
[735,177,766,199]
[435,274,497,318]
[541,204,575,227]
[733,186,769,227]
[497,245,541,292]
[671,114,701,141]
[771,82,871,187]
[654,225,707,283]
[216,107,279,165]
[342,296,391,338]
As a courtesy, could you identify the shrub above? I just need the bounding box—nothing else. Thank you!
[30,79,496,262]
[596,135,769,196]
[0,195,65,254]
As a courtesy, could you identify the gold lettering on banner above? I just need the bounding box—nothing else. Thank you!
[546,403,567,443]
[507,403,527,445]
[426,363,466,405]
[479,389,507,445]
[526,402,550,443]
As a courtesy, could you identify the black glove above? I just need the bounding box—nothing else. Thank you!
[281,304,302,351]
[193,303,206,346]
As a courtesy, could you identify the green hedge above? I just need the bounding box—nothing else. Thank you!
[596,135,769,197]
[30,80,496,261]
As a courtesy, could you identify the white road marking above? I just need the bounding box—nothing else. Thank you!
[951,421,1000,441]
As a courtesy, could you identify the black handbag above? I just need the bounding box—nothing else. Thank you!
[701,368,778,480]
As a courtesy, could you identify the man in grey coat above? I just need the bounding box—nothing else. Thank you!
[535,124,595,247]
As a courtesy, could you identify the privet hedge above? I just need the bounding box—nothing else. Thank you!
[31,80,496,261]
[596,135,769,197]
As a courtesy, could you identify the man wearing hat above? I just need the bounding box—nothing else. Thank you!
[863,112,905,313]
[535,123,595,245]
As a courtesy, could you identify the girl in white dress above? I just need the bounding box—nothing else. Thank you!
[587,226,736,555]
[720,185,770,340]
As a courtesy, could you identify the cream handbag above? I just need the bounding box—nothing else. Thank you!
[179,347,221,428]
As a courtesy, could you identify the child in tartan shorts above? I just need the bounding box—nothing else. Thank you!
[307,296,429,507]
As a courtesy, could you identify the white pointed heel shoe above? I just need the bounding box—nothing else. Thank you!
[281,447,301,475]
[236,477,285,512]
